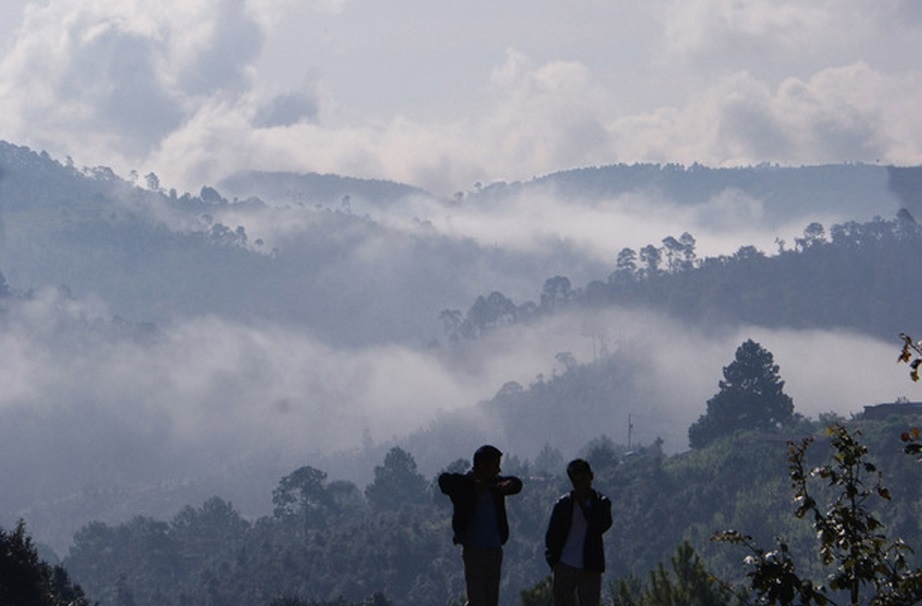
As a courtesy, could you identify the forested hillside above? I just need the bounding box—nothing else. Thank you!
[0,141,558,346]
[48,415,922,606]
[442,215,922,344]
[3,140,921,580]
[476,162,905,226]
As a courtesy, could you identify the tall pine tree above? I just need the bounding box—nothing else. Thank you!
[688,339,794,448]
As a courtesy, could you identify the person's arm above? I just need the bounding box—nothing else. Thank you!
[592,492,613,534]
[438,472,465,496]
[494,475,523,496]
[544,499,566,567]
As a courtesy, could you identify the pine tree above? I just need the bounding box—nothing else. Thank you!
[688,339,794,448]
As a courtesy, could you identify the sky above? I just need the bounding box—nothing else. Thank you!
[1,0,921,196]
[2,0,922,549]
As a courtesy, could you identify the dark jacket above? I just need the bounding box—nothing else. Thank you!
[438,471,523,546]
[544,490,612,573]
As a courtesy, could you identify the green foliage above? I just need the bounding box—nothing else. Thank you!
[580,435,623,474]
[364,447,428,512]
[0,519,92,606]
[519,576,552,606]
[611,542,734,606]
[273,466,334,533]
[57,419,922,606]
[688,340,794,449]
[533,444,564,477]
[453,214,922,346]
[898,333,922,382]
[714,424,922,605]
[900,426,922,461]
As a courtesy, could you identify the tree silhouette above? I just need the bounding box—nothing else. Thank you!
[613,247,638,281]
[610,542,732,606]
[540,276,572,311]
[465,291,518,336]
[0,520,91,606]
[0,271,11,297]
[688,339,794,448]
[272,466,332,534]
[365,447,427,512]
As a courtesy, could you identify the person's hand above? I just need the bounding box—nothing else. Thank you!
[495,479,515,492]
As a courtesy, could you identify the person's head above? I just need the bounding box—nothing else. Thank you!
[473,444,503,480]
[566,458,593,494]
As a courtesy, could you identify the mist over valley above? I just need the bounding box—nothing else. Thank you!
[1,141,918,557]
[3,3,922,604]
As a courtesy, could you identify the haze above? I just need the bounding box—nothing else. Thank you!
[1,1,921,554]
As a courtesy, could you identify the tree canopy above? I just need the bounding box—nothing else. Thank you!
[0,520,91,606]
[715,424,922,605]
[364,447,428,512]
[688,339,795,448]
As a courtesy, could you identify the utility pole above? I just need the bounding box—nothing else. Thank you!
[627,414,634,450]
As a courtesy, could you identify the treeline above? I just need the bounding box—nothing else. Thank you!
[29,416,918,606]
[480,162,901,219]
[440,215,922,343]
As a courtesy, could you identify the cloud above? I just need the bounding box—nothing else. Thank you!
[137,48,622,195]
[175,0,262,96]
[352,182,858,272]
[611,63,922,168]
[1,2,922,200]
[0,281,909,552]
[244,0,348,29]
[0,287,902,474]
[149,53,922,197]
[568,310,911,451]
[0,286,551,469]
[253,90,319,127]
[485,49,612,167]
[4,0,922,553]
[0,0,263,164]
[662,0,839,59]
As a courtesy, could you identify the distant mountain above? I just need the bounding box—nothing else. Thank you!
[4,137,921,557]
[218,170,435,210]
[0,140,587,344]
[474,162,909,227]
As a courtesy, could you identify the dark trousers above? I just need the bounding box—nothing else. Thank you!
[553,562,602,606]
[462,546,503,606]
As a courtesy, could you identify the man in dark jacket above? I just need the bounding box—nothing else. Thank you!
[544,459,612,606]
[439,445,523,606]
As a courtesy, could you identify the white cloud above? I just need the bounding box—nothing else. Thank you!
[0,2,921,198]
[610,63,922,168]
[2,287,900,462]
[3,0,922,552]
[0,0,263,168]
[127,52,922,196]
[245,0,347,29]
[0,280,910,551]
[663,0,839,59]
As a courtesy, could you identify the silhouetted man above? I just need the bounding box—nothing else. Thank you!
[545,459,612,606]
[439,444,523,606]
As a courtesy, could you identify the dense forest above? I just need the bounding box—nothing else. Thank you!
[5,413,921,606]
[4,142,922,605]
[441,214,922,344]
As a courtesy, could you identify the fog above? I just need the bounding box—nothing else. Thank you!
[1,0,921,560]
[372,186,875,263]
[209,169,902,280]
[0,271,908,552]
